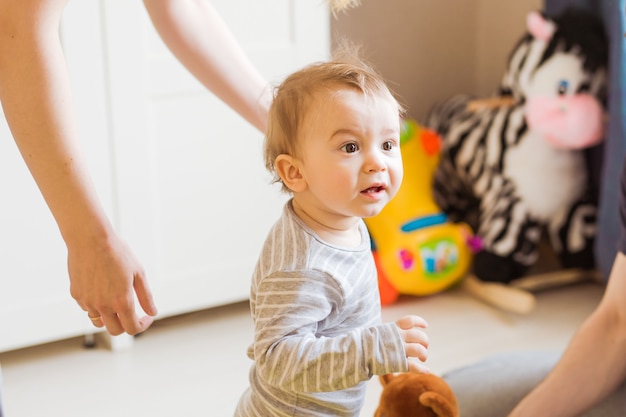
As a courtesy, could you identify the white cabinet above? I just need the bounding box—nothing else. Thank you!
[0,0,330,352]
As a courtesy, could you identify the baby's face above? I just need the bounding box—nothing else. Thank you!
[295,87,403,221]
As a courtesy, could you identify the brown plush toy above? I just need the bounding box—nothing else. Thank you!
[374,373,459,417]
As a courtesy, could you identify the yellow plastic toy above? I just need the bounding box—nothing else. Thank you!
[366,120,473,305]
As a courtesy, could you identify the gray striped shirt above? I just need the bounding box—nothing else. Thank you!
[234,200,407,417]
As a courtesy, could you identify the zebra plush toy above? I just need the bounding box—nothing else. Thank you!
[426,9,608,288]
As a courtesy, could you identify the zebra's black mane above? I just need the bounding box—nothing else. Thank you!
[541,8,608,74]
[500,8,608,98]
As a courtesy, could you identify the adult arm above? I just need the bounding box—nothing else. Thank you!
[509,252,626,417]
[143,0,272,132]
[0,0,157,335]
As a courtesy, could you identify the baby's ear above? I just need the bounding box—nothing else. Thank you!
[275,154,307,193]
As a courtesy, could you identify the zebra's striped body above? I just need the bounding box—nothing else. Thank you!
[426,9,607,283]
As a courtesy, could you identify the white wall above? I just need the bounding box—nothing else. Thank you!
[331,0,543,121]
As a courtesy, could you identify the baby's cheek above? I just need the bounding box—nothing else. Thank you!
[391,163,404,189]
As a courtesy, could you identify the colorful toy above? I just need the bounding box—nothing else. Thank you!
[426,9,607,297]
[374,372,459,417]
[365,120,474,305]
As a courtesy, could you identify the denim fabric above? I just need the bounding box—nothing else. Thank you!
[545,0,626,280]
[443,351,560,417]
[443,351,626,417]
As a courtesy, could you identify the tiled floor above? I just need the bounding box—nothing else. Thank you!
[0,279,604,417]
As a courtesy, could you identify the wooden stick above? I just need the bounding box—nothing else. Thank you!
[467,96,610,122]
[466,96,518,112]
[461,274,537,315]
[509,268,599,292]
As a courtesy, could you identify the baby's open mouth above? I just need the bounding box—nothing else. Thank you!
[362,185,384,194]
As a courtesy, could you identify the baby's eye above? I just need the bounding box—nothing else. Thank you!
[341,142,359,153]
[382,140,395,151]
[557,79,569,95]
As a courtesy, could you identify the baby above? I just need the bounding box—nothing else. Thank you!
[234,52,429,417]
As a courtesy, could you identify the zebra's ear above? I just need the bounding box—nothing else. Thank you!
[527,10,556,42]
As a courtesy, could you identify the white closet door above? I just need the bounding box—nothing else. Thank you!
[102,1,330,317]
[0,1,114,352]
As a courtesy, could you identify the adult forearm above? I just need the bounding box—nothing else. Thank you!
[0,0,157,335]
[143,0,271,132]
[514,315,624,416]
[0,0,114,246]
[510,255,626,417]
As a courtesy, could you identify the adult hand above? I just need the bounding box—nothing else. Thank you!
[67,232,157,336]
[0,0,156,337]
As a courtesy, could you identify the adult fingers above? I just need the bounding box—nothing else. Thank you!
[90,291,154,336]
[100,310,126,336]
[87,308,153,336]
[87,311,105,328]
[134,270,158,317]
[113,300,154,336]
[81,298,153,336]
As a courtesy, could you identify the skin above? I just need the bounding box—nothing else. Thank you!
[0,0,270,335]
[274,87,430,373]
[0,0,154,335]
[509,252,626,417]
[276,88,403,245]
[143,0,272,132]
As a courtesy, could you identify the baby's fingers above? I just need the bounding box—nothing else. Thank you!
[394,315,430,374]
[400,326,429,374]
[404,335,429,374]
[405,338,428,362]
[395,315,428,330]
[407,357,430,374]
[400,326,429,349]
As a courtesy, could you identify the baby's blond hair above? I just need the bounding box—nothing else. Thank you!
[264,49,403,192]
[327,0,361,14]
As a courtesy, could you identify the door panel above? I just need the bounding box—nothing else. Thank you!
[103,1,330,317]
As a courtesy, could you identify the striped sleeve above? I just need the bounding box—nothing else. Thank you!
[252,270,407,393]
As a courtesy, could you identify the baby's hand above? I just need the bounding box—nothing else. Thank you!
[395,315,429,374]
